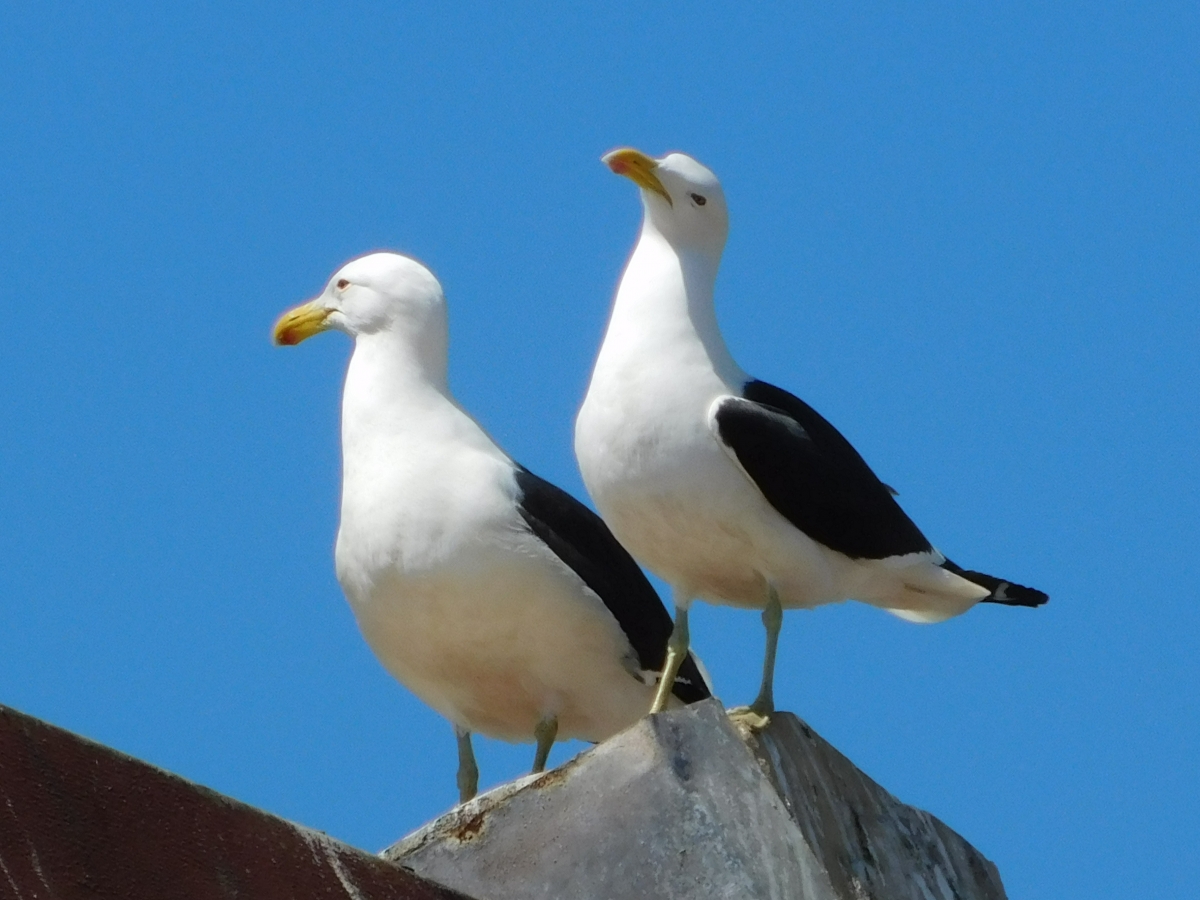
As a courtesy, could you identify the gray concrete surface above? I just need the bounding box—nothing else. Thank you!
[383,699,1006,900]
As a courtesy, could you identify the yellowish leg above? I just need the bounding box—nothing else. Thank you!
[531,716,558,774]
[650,604,691,714]
[455,726,479,804]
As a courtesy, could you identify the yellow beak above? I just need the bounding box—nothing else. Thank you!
[602,148,672,206]
[273,299,333,346]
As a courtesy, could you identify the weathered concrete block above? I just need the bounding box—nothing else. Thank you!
[384,699,1006,900]
[738,711,1006,900]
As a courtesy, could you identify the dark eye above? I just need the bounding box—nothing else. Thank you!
[336,279,350,290]
[690,193,707,206]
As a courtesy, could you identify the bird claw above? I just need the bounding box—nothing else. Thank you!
[727,704,772,733]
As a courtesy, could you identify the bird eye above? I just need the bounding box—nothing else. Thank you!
[336,279,350,290]
[690,193,707,206]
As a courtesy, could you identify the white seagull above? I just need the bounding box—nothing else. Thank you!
[575,148,1047,722]
[274,251,709,801]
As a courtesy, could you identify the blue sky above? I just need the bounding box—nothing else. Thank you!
[2,4,1197,897]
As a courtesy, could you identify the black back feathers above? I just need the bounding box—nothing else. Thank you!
[713,380,933,561]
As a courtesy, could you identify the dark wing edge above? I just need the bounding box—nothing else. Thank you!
[513,467,711,703]
[940,559,1048,608]
[712,380,933,561]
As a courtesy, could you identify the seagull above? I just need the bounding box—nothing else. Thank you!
[273,251,710,802]
[575,148,1047,724]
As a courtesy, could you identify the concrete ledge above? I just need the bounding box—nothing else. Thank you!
[385,699,1006,900]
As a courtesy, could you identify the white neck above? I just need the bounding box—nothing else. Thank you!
[341,323,452,451]
[594,221,744,388]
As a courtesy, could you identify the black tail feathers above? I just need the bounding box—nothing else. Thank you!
[941,559,1048,608]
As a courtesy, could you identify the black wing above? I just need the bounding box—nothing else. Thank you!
[712,379,933,561]
[514,467,710,704]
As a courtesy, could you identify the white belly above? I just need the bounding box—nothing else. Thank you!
[342,550,657,743]
[595,457,863,610]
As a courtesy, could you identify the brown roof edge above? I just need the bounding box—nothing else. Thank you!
[0,704,478,900]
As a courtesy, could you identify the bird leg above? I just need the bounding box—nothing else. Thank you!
[650,604,691,714]
[730,586,783,731]
[455,726,479,804]
[751,585,784,716]
[531,715,558,773]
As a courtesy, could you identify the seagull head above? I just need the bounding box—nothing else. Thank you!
[603,148,728,259]
[273,252,447,347]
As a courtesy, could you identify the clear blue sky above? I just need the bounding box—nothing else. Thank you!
[2,4,1196,897]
